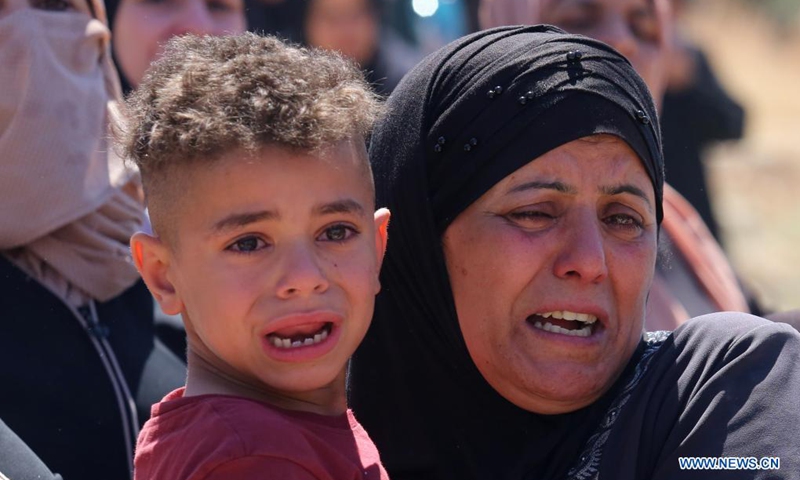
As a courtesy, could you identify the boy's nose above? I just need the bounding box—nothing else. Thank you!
[275,242,330,299]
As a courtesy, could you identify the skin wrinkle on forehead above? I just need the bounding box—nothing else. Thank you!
[505,181,653,213]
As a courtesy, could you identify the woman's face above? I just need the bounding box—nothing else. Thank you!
[539,0,669,104]
[442,135,657,414]
[112,0,246,87]
[305,0,378,66]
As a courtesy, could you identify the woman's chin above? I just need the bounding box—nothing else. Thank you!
[487,365,618,415]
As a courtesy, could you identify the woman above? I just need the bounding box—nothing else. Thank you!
[349,26,800,479]
[0,0,185,478]
[300,0,419,95]
[106,0,246,92]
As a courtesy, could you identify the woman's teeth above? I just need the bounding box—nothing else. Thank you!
[533,321,592,337]
[531,311,597,337]
[538,311,597,323]
[269,327,329,349]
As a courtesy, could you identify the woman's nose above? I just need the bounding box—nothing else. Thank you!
[275,242,330,299]
[552,214,609,284]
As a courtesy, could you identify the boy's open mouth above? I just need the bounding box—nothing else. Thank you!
[267,322,334,349]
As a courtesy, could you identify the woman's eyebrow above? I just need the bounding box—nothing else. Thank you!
[601,184,654,211]
[507,180,576,195]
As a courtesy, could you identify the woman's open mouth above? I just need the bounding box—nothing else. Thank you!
[526,311,598,338]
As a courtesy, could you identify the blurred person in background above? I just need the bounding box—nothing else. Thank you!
[0,0,186,478]
[105,0,247,92]
[477,0,794,331]
[660,0,745,241]
[245,0,421,95]
[300,0,420,95]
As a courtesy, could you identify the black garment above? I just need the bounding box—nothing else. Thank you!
[0,256,186,480]
[350,25,662,480]
[348,26,800,480]
[661,48,745,240]
[572,315,800,479]
[0,419,61,480]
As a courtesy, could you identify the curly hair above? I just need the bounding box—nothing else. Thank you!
[115,33,382,241]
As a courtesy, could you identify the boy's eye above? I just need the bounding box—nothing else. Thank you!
[227,236,266,253]
[319,224,357,243]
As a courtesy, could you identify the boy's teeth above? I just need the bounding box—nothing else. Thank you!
[536,311,597,324]
[270,325,331,349]
[533,321,592,337]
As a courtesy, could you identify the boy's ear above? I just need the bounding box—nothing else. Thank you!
[130,232,184,316]
[373,208,390,266]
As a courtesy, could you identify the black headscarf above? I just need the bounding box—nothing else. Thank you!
[349,26,663,480]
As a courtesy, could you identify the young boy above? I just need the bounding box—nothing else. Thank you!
[116,33,391,479]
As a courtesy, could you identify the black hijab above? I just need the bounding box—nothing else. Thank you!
[349,26,663,480]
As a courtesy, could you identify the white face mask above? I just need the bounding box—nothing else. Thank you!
[0,8,114,246]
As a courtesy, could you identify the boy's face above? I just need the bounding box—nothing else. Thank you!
[137,141,388,405]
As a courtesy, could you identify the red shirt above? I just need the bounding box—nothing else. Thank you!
[134,388,389,480]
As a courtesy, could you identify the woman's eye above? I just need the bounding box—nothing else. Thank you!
[207,0,237,12]
[319,224,357,243]
[508,210,554,222]
[33,0,73,11]
[631,15,660,44]
[605,214,643,231]
[550,8,597,34]
[559,16,595,33]
[227,236,266,253]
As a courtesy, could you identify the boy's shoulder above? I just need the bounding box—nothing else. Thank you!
[134,388,387,480]
[138,388,322,460]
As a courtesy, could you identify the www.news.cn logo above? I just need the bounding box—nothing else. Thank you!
[678,457,780,471]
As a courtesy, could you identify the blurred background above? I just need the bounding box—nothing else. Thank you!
[678,0,800,312]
